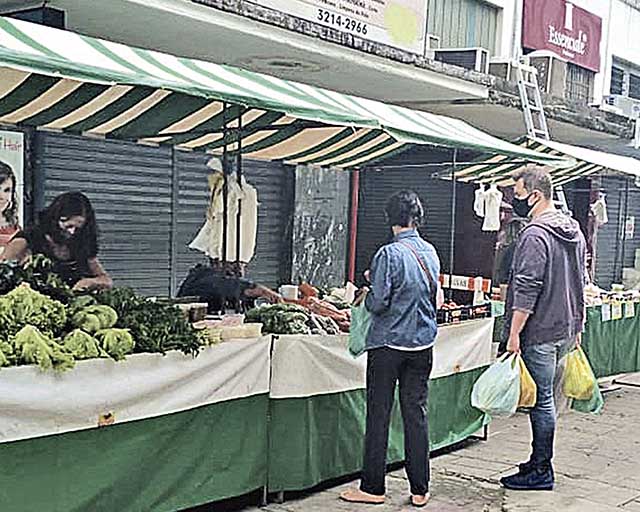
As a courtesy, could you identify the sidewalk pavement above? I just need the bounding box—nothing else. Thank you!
[251,376,640,512]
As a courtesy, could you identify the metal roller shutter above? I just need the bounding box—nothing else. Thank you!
[35,132,173,296]
[356,168,454,283]
[172,152,293,290]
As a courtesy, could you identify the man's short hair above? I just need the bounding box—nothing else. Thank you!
[385,191,424,228]
[512,165,553,199]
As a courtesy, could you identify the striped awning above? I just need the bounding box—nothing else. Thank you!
[445,137,638,186]
[0,17,568,169]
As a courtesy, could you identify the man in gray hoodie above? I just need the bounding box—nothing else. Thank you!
[501,165,586,491]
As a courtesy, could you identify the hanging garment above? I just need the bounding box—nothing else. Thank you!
[190,172,259,263]
[591,197,608,226]
[482,185,503,232]
[474,184,486,218]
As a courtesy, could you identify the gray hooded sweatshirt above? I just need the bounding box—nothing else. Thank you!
[504,210,587,346]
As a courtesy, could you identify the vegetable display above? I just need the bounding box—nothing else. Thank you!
[95,328,135,361]
[96,287,202,356]
[12,325,75,372]
[62,329,105,360]
[73,305,118,333]
[0,283,67,337]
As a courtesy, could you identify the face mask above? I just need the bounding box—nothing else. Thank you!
[512,193,535,218]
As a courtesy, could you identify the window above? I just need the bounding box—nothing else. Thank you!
[630,73,640,100]
[427,0,498,53]
[611,66,625,95]
[566,63,594,103]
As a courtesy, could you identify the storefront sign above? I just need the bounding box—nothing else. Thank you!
[522,0,602,72]
[0,129,24,226]
[250,0,428,54]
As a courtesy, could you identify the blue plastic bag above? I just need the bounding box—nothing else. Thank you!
[471,353,520,417]
[348,304,371,358]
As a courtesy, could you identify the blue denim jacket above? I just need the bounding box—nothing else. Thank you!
[365,230,440,350]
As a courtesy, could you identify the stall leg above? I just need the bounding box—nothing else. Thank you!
[275,491,285,504]
[260,486,268,507]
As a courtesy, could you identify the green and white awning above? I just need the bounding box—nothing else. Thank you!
[0,17,566,168]
[449,137,640,186]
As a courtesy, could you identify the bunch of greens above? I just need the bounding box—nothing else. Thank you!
[0,283,67,337]
[96,287,202,356]
[0,255,73,303]
[245,304,311,335]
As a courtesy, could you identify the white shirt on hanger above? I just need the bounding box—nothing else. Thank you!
[482,184,503,232]
[591,196,608,226]
[474,184,486,218]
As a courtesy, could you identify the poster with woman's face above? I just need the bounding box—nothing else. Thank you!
[0,130,24,256]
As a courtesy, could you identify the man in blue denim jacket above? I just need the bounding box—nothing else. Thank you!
[501,166,586,492]
[340,191,442,508]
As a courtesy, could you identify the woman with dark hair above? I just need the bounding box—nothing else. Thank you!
[340,190,443,508]
[1,191,112,291]
[0,160,20,255]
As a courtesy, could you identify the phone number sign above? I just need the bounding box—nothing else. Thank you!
[251,0,428,54]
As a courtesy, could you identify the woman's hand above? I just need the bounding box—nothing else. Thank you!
[353,287,369,306]
[72,278,99,292]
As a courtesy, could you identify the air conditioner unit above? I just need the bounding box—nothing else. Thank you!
[434,47,490,74]
[604,95,640,119]
[489,58,515,81]
[527,52,567,96]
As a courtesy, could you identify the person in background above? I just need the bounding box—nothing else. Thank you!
[178,259,281,313]
[0,161,20,256]
[501,166,586,491]
[340,191,443,508]
[1,191,112,291]
[494,216,528,355]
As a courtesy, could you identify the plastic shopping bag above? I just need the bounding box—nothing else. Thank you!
[348,304,371,358]
[518,356,537,408]
[571,382,605,415]
[471,353,520,417]
[563,347,596,400]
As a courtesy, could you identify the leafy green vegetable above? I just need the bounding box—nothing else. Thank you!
[245,304,311,335]
[12,325,75,372]
[62,329,105,360]
[72,305,118,333]
[95,328,135,361]
[0,283,67,337]
[96,287,202,356]
[0,255,73,303]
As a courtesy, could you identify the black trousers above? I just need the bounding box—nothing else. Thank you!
[360,346,433,496]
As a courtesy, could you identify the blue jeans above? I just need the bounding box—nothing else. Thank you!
[521,338,574,470]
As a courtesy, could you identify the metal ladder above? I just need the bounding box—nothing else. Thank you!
[515,61,550,140]
[515,60,569,213]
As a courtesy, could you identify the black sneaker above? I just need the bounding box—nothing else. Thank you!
[500,467,554,491]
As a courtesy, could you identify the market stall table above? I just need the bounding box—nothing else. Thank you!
[0,339,271,512]
[582,304,640,378]
[267,318,494,493]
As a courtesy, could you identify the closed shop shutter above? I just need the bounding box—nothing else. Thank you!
[596,177,640,289]
[356,168,454,283]
[171,151,293,291]
[35,132,173,297]
[34,133,293,295]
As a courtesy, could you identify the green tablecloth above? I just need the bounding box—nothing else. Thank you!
[266,369,488,493]
[0,341,272,512]
[582,305,640,378]
[267,320,494,493]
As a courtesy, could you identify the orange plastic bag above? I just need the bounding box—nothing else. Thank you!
[517,355,537,408]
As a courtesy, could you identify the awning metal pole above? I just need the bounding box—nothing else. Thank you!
[622,178,630,274]
[448,149,458,300]
[222,102,229,266]
[235,109,243,268]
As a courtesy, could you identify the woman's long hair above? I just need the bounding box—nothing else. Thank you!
[38,192,98,260]
[0,160,18,226]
